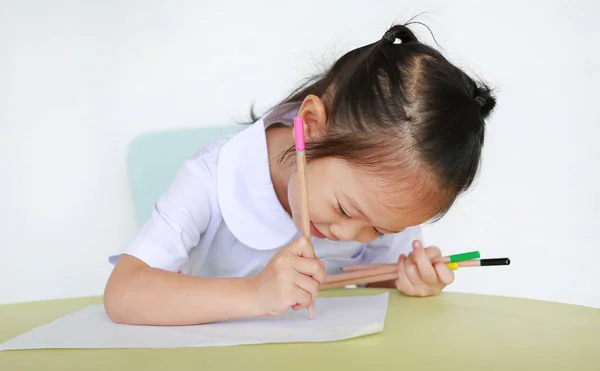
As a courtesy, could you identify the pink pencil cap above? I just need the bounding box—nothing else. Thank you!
[293,116,305,151]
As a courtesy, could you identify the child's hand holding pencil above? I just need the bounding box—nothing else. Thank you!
[252,236,325,316]
[318,240,453,295]
[371,240,455,297]
[394,241,455,297]
[321,240,510,296]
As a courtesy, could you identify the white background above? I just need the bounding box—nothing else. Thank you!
[1,1,599,307]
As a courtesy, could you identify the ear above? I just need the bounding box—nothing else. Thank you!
[297,95,327,141]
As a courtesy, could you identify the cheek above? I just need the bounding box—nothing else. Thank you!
[354,227,381,243]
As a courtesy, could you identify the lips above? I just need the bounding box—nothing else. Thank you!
[309,222,327,239]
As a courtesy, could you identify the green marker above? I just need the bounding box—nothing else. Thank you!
[445,251,480,263]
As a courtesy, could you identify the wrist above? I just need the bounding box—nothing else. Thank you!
[242,276,265,317]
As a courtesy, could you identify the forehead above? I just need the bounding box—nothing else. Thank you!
[316,157,443,229]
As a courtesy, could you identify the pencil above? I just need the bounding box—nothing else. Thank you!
[342,251,481,272]
[294,117,311,238]
[293,116,315,319]
[439,251,480,263]
[451,258,511,267]
[322,258,510,290]
[320,272,399,290]
[324,264,398,284]
[327,261,470,284]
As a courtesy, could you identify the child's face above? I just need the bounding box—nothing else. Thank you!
[287,156,438,242]
[284,94,442,242]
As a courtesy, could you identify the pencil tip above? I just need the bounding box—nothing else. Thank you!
[308,306,315,320]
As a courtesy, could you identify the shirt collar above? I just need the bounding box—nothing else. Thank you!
[217,103,300,250]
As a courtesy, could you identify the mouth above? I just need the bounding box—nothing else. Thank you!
[309,222,328,239]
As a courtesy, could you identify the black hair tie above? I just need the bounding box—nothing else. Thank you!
[382,30,396,43]
[474,96,486,107]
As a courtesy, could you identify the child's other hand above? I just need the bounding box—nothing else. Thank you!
[395,240,454,297]
[252,236,326,316]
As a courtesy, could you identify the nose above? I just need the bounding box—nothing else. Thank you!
[329,219,364,241]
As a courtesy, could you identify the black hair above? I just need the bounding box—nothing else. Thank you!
[253,23,496,217]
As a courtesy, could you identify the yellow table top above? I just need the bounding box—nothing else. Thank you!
[1,289,599,371]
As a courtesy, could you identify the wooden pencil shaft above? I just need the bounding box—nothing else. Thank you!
[292,117,313,318]
[325,256,512,290]
[325,265,397,284]
[343,264,393,272]
[343,261,485,274]
[343,257,510,272]
[457,260,479,267]
[331,259,512,289]
[320,272,399,290]
[296,154,310,237]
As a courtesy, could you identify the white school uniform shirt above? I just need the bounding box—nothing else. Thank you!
[109,103,421,277]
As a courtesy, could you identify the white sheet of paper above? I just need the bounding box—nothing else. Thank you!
[0,292,389,350]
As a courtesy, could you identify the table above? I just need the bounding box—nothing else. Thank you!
[1,289,599,370]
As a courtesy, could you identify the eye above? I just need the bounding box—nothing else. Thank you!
[337,202,350,220]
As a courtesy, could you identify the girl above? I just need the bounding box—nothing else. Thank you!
[104,24,496,325]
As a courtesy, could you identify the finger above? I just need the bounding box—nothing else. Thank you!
[291,284,314,309]
[433,261,455,286]
[293,272,319,304]
[292,256,327,284]
[395,254,416,295]
[404,254,431,297]
[424,245,442,260]
[412,241,438,286]
[287,236,316,258]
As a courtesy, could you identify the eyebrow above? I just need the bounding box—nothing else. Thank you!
[345,196,401,234]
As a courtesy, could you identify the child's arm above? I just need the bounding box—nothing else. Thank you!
[105,236,324,325]
[104,254,261,325]
[104,159,263,325]
[104,156,325,324]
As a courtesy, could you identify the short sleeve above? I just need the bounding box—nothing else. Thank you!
[359,226,423,264]
[109,158,214,272]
